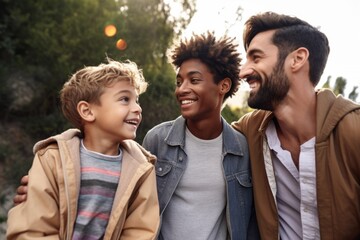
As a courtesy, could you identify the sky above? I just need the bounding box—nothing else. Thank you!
[180,0,360,100]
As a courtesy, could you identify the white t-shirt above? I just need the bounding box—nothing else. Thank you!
[160,128,227,240]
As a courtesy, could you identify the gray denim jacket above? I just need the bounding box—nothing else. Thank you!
[142,116,259,240]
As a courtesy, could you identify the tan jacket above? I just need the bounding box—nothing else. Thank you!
[7,129,160,240]
[232,89,360,240]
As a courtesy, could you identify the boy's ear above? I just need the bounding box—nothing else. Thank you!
[77,101,95,122]
[219,78,231,94]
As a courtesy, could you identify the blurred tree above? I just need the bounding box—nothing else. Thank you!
[0,0,196,193]
[0,0,195,140]
[221,105,240,124]
[348,86,359,102]
[322,76,331,89]
[333,76,346,96]
[0,0,121,122]
[321,76,358,102]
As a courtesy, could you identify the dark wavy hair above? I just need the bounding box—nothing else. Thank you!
[169,31,241,101]
[243,11,330,86]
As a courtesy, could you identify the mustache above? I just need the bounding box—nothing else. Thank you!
[242,74,262,82]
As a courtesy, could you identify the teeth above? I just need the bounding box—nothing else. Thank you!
[248,81,259,90]
[181,100,195,105]
[126,120,138,125]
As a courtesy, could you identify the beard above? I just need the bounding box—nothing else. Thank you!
[247,62,290,111]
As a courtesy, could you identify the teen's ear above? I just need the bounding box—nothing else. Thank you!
[291,47,309,71]
[219,77,231,94]
[77,101,95,122]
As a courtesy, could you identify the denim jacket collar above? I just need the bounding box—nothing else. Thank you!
[164,116,244,157]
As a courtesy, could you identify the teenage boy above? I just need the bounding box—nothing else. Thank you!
[142,32,258,240]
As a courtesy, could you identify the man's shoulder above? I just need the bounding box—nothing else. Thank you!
[243,109,270,121]
[232,109,271,130]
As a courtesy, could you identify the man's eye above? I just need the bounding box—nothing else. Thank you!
[252,55,260,62]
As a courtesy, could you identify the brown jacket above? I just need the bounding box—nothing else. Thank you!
[232,89,360,239]
[7,129,160,240]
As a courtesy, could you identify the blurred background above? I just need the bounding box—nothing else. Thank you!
[0,0,358,235]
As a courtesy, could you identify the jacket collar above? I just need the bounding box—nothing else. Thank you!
[164,116,244,156]
[253,89,360,141]
[258,111,274,135]
[316,89,360,142]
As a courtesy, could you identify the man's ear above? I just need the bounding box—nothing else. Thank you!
[77,101,95,122]
[219,78,231,94]
[291,47,309,71]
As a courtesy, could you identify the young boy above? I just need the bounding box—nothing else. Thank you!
[6,59,160,239]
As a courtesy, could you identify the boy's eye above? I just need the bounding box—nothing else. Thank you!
[119,96,130,103]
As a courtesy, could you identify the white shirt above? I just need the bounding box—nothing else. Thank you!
[160,128,227,240]
[266,121,320,240]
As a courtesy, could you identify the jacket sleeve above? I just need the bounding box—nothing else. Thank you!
[120,166,160,240]
[337,108,360,174]
[7,149,61,239]
[231,113,248,134]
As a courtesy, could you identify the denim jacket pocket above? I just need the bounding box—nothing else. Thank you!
[155,160,173,177]
[235,173,252,188]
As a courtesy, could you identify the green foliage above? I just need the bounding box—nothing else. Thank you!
[0,0,196,189]
[348,86,359,102]
[0,122,33,186]
[322,76,331,89]
[222,104,254,124]
[0,75,13,119]
[333,77,346,96]
[221,105,240,123]
[321,75,359,102]
[137,68,180,142]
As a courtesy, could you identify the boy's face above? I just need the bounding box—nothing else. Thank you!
[91,80,142,142]
[175,58,224,122]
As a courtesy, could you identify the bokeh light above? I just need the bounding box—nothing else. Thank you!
[104,24,117,37]
[116,39,127,50]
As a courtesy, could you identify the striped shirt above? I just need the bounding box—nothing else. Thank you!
[72,141,122,240]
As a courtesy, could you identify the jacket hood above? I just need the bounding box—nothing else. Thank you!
[316,89,360,142]
[121,140,157,165]
[33,128,156,165]
[33,128,81,154]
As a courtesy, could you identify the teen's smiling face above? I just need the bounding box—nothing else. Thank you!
[91,80,142,142]
[175,58,223,122]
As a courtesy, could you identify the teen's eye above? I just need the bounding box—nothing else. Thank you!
[190,78,200,84]
[176,79,182,87]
